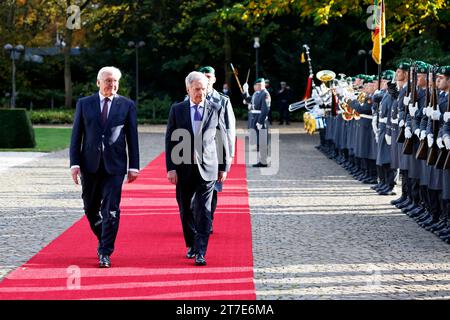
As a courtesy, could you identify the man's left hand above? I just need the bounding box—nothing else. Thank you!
[127,171,139,183]
[256,123,263,130]
[218,171,227,183]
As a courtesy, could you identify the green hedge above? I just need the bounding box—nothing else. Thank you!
[0,109,36,148]
[30,109,74,124]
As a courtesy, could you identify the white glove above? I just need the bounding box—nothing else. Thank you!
[243,82,249,93]
[414,128,420,138]
[425,107,433,117]
[444,136,450,150]
[403,95,411,106]
[375,130,379,144]
[399,119,405,128]
[372,118,378,136]
[437,137,444,149]
[247,103,252,111]
[409,102,418,117]
[427,134,434,148]
[385,134,392,145]
[256,122,263,130]
[405,127,412,139]
[317,108,325,117]
[420,130,426,140]
[431,110,441,121]
[444,112,450,122]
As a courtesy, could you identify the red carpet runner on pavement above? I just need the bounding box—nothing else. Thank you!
[0,139,255,300]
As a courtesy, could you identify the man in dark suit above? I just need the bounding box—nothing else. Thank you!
[70,66,140,268]
[165,71,231,266]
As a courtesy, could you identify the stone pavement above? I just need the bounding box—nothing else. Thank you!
[0,122,449,299]
[247,129,450,300]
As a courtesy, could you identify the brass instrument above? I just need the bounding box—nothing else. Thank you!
[316,70,336,83]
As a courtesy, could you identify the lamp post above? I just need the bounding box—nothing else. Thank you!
[4,44,24,109]
[358,49,371,75]
[253,37,260,79]
[128,40,145,107]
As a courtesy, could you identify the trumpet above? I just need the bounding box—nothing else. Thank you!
[289,97,317,112]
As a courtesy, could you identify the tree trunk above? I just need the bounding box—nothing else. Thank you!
[224,29,232,91]
[64,27,73,108]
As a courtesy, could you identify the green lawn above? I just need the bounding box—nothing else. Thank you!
[0,127,72,152]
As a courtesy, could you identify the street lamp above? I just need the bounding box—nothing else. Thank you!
[128,40,145,106]
[358,49,372,75]
[253,37,260,79]
[4,43,24,109]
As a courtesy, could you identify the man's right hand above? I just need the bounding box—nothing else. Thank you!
[71,167,80,185]
[167,170,177,185]
[243,82,249,93]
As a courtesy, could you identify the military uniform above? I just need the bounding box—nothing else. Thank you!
[243,78,271,166]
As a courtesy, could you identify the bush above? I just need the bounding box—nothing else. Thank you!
[30,109,74,124]
[137,95,173,121]
[0,109,36,148]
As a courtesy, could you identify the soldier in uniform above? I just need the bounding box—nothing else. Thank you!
[389,61,410,208]
[437,65,450,243]
[243,78,271,167]
[199,66,236,234]
[401,61,428,217]
[374,70,397,195]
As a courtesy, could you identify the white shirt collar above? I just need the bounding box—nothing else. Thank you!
[99,92,115,102]
[189,99,205,108]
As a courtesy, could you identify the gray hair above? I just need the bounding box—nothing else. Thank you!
[97,66,122,80]
[185,71,208,89]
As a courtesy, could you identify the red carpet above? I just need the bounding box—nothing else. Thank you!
[0,139,255,300]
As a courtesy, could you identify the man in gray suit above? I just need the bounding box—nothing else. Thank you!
[165,71,231,266]
[199,66,236,234]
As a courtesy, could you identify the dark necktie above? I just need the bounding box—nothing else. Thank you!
[101,97,109,127]
[193,104,202,133]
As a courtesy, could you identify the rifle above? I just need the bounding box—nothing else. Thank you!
[230,63,244,93]
[402,63,417,155]
[416,65,430,160]
[438,88,450,169]
[397,64,412,143]
[426,67,440,165]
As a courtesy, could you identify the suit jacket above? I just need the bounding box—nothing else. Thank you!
[165,99,231,182]
[208,89,236,158]
[70,93,140,175]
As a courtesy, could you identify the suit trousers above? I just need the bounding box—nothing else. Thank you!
[81,159,124,256]
[176,165,215,256]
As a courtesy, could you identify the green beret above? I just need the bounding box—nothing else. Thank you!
[363,76,373,84]
[382,70,395,81]
[397,61,410,71]
[254,77,265,85]
[415,61,429,74]
[437,65,450,77]
[198,66,215,74]
[372,75,379,81]
[356,74,365,80]
[351,77,356,81]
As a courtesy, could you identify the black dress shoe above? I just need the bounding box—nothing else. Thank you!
[195,254,207,266]
[252,162,268,168]
[396,199,412,209]
[378,188,396,196]
[408,207,425,218]
[391,196,406,206]
[186,247,196,259]
[99,255,111,268]
[402,203,417,213]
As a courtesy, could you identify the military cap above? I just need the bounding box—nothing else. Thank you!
[351,77,356,81]
[372,75,379,81]
[254,78,265,85]
[198,66,215,74]
[437,65,450,77]
[382,70,395,81]
[363,76,373,84]
[397,61,410,71]
[415,61,429,74]
[355,74,365,80]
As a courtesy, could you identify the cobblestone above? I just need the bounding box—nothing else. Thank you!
[1,123,449,300]
[248,128,450,300]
